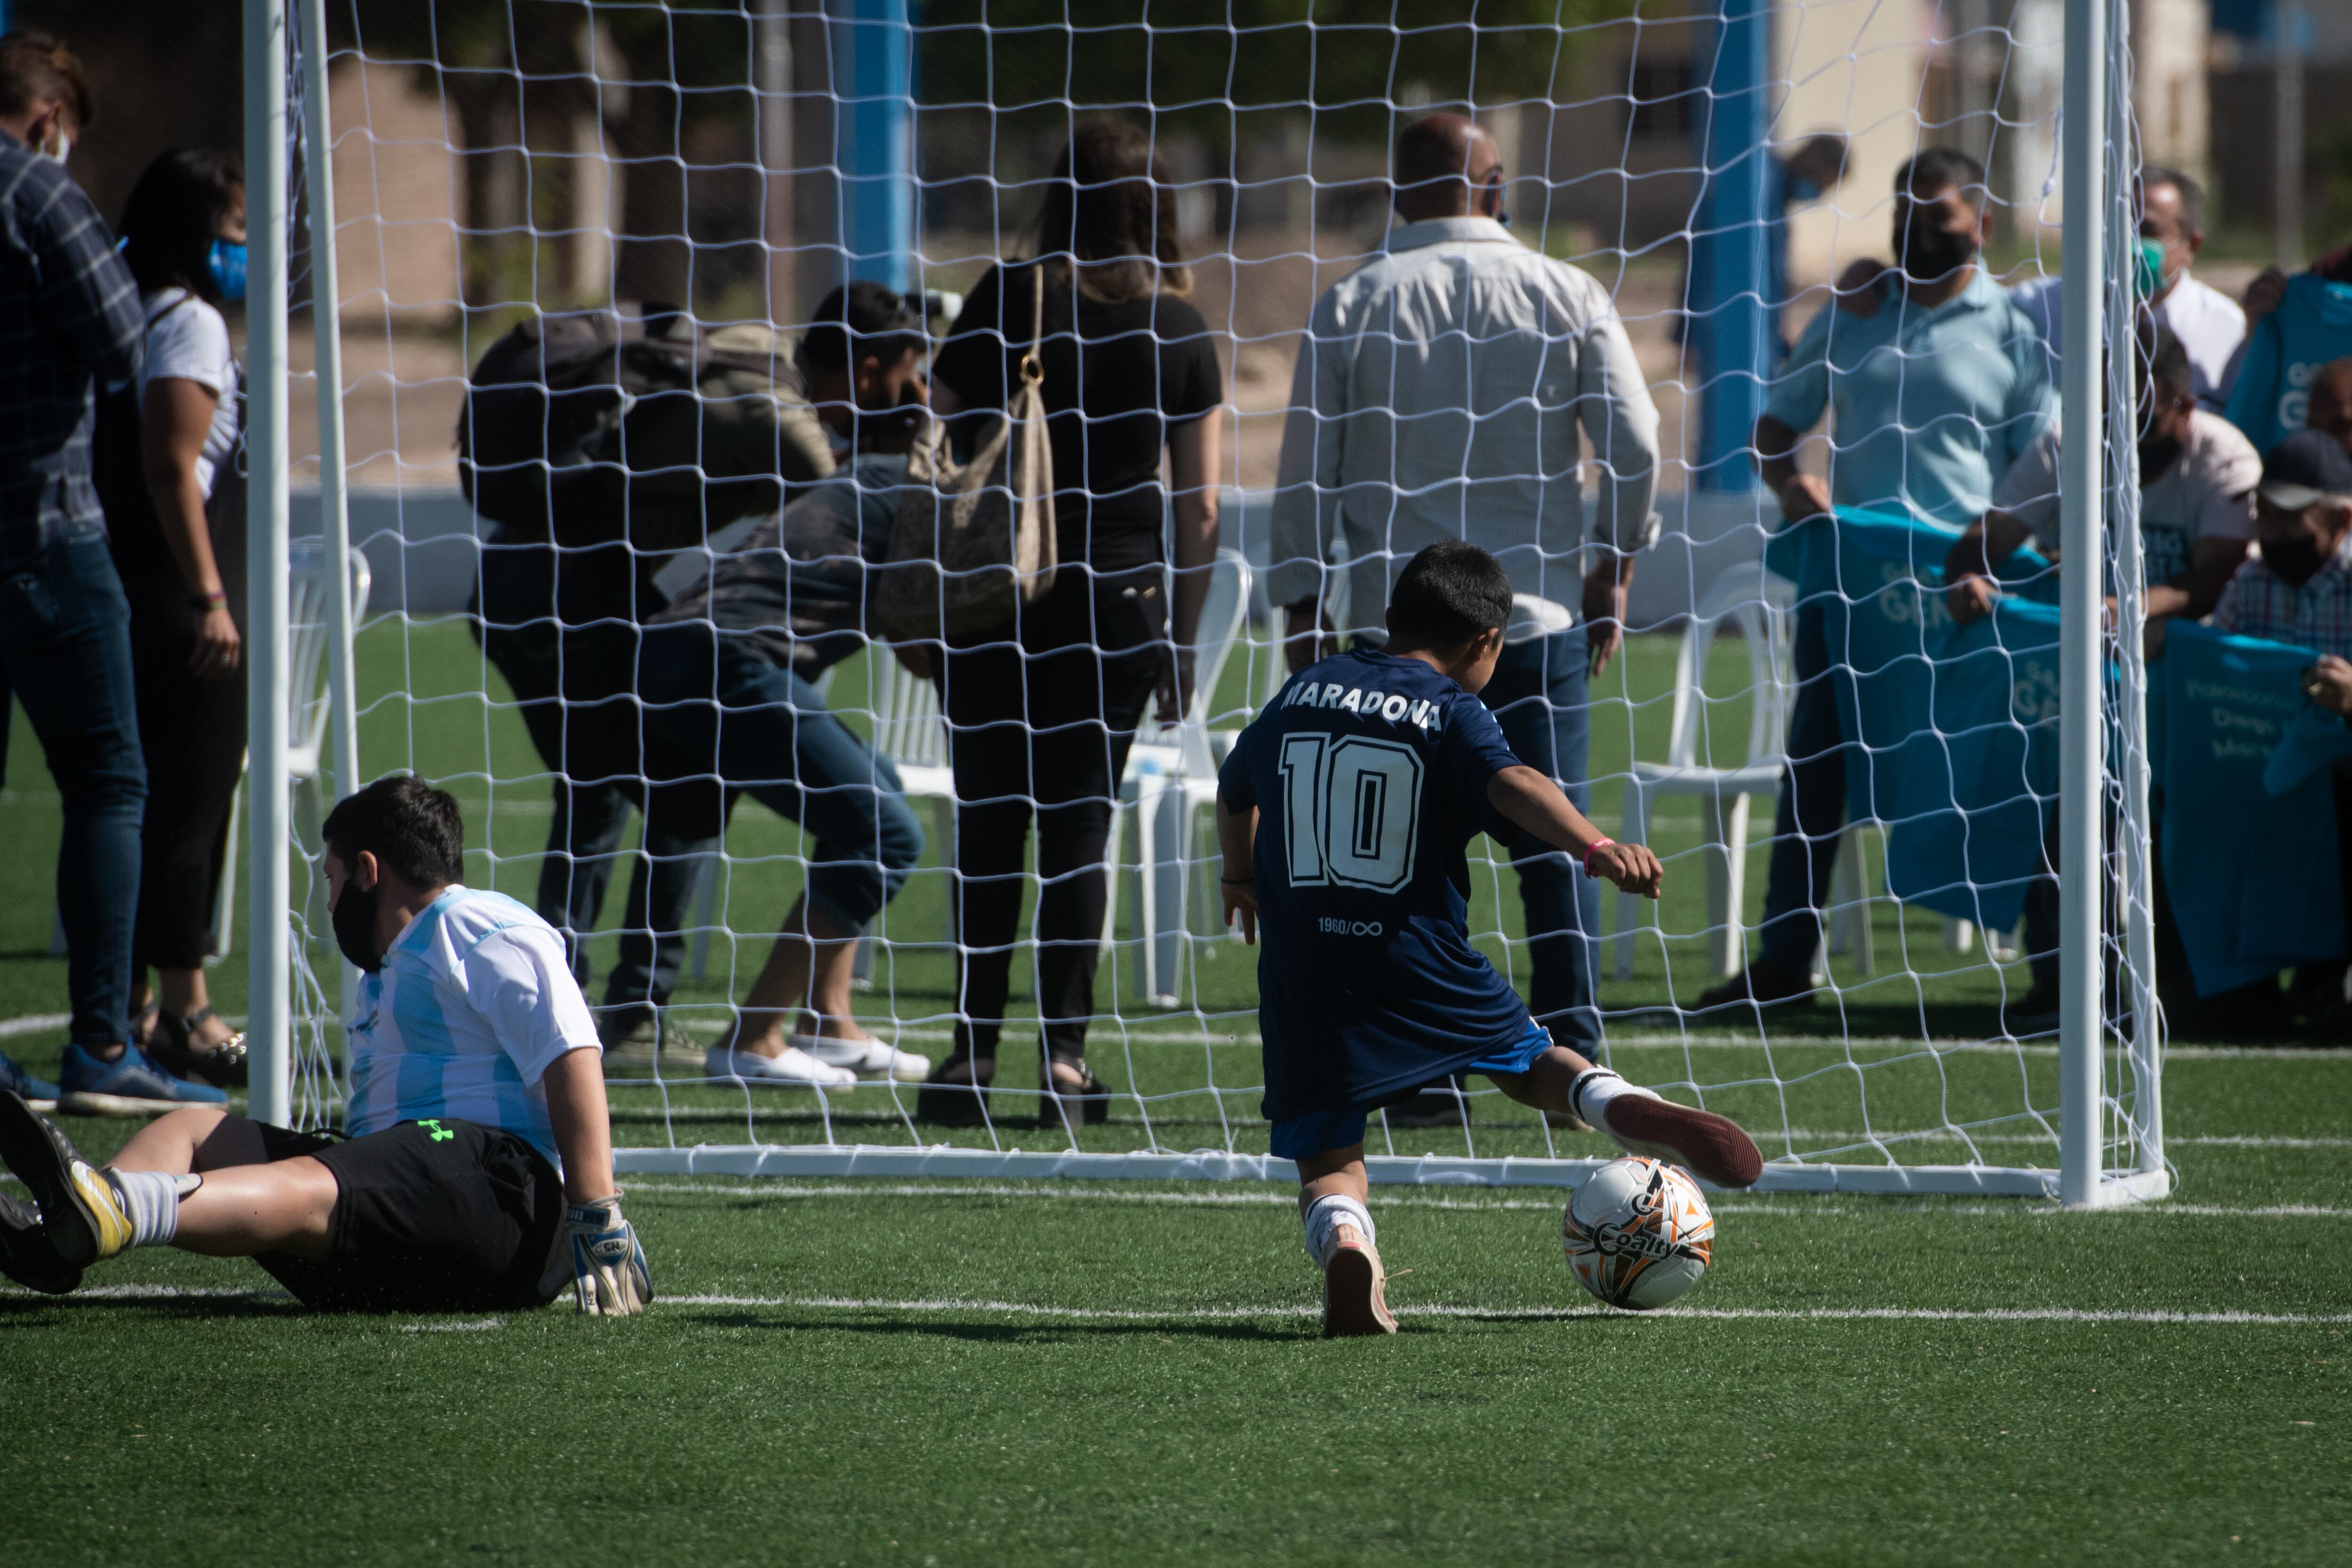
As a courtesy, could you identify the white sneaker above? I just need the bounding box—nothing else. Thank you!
[706,1044,856,1090]
[792,1032,930,1082]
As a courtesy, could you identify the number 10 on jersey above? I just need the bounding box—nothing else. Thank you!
[1278,734,1424,893]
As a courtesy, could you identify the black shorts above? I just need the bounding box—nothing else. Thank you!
[240,1118,567,1313]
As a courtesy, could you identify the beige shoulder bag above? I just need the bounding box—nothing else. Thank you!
[877,263,1058,640]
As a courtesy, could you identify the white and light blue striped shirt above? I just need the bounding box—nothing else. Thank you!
[344,887,600,1167]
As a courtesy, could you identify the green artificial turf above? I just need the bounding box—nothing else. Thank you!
[2,623,2347,1565]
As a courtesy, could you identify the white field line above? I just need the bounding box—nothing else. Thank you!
[617,1178,2352,1220]
[5,1169,2338,1220]
[658,1017,2352,1063]
[5,1011,2343,1064]
[15,1281,2350,1327]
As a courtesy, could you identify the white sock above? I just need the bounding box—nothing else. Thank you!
[1570,1067,1660,1129]
[1302,1194,1376,1271]
[104,1169,200,1250]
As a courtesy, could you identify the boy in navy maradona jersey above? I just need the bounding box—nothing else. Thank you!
[1218,542,1764,1336]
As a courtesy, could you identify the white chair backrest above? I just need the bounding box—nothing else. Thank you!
[285,543,373,780]
[1664,559,1795,772]
[869,648,949,772]
[1168,549,1252,776]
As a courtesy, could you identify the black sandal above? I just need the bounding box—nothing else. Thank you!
[1040,1053,1111,1130]
[150,1006,250,1089]
[914,1054,996,1128]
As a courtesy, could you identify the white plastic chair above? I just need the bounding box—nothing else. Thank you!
[208,543,373,962]
[1611,560,1793,981]
[1109,548,1255,1004]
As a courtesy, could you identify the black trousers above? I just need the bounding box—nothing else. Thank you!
[123,595,247,974]
[116,446,247,982]
[938,563,1165,1065]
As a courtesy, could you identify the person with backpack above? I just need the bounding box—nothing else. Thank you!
[462,296,837,1073]
[92,148,251,1092]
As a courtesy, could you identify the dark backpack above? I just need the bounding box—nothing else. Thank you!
[455,304,835,557]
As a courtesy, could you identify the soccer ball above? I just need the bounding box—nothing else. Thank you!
[1562,1157,1716,1311]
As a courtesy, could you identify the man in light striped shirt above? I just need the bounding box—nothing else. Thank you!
[0,776,652,1315]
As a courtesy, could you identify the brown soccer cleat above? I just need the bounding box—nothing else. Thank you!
[1600,1091,1765,1189]
[1321,1225,1399,1338]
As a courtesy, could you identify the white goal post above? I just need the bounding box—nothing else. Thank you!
[241,0,2167,1207]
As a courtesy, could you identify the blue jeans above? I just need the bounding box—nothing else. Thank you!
[0,524,147,1049]
[639,625,923,935]
[1757,603,1849,975]
[1479,627,1602,1051]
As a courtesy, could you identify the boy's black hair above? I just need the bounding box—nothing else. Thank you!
[1386,540,1513,651]
[801,281,925,374]
[322,775,466,889]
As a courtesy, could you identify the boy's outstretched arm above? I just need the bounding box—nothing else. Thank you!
[1486,765,1664,899]
[1216,796,1260,945]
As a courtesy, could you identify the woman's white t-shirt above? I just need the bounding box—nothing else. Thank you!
[136,288,242,500]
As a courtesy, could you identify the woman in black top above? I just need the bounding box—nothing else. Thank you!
[92,148,251,1087]
[915,118,1223,1128]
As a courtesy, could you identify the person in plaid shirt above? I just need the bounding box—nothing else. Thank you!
[0,34,219,1116]
[2212,432,2352,657]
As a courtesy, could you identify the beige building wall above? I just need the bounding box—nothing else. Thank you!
[2132,0,2212,187]
[1775,0,1936,289]
[324,58,465,330]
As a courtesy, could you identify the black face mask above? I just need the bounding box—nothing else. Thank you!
[2264,534,2328,589]
[2138,434,2182,484]
[333,875,384,974]
[1896,219,1976,286]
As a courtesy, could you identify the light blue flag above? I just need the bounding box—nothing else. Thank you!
[1769,509,2065,932]
[2160,622,2345,997]
[1881,601,2062,932]
[2263,701,2352,797]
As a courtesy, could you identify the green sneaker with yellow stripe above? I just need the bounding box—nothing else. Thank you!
[0,1091,136,1267]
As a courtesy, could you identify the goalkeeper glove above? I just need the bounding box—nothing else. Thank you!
[564,1196,652,1316]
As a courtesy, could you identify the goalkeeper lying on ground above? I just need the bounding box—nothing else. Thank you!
[1216,541,1763,1337]
[0,775,651,1316]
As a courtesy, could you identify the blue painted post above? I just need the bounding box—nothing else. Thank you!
[1690,0,1772,492]
[837,0,914,292]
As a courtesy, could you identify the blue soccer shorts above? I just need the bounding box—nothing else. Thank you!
[1268,1017,1556,1162]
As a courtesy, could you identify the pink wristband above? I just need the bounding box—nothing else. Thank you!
[1581,838,1616,876]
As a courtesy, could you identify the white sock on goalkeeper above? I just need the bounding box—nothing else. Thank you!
[1302,1193,1377,1270]
[106,1168,202,1249]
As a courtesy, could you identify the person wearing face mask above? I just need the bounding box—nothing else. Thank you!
[91,148,252,1092]
[1935,327,2261,1028]
[2213,431,2352,657]
[0,33,191,1114]
[1947,327,2260,629]
[0,774,651,1314]
[2000,171,2244,414]
[2209,432,2352,1027]
[1702,147,2055,1015]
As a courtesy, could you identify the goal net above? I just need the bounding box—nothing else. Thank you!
[256,0,2166,1202]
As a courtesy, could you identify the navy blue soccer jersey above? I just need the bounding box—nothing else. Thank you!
[1218,648,1541,1121]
